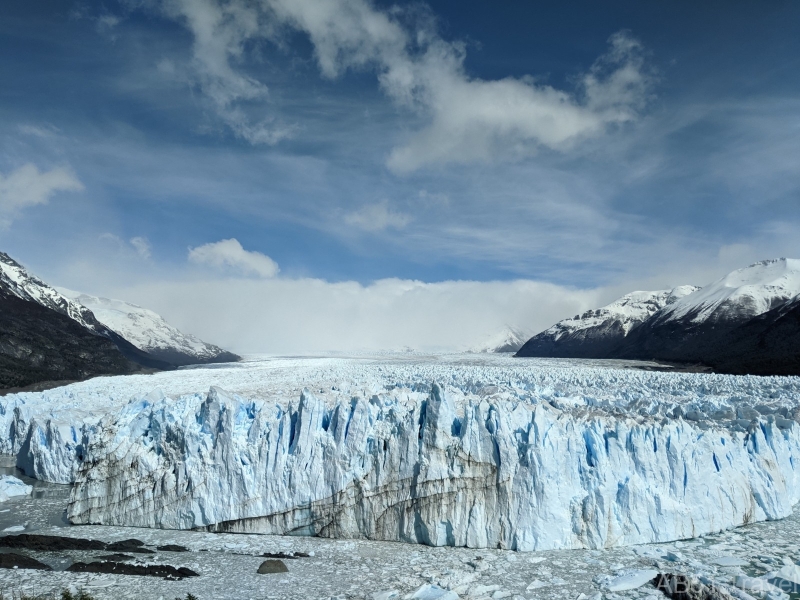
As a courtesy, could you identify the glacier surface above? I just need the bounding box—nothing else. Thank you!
[2,354,800,551]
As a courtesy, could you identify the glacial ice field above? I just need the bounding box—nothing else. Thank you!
[2,353,800,556]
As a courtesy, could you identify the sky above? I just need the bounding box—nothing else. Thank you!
[1,0,799,352]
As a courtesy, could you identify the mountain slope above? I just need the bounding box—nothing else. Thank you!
[656,258,800,325]
[0,253,174,389]
[516,286,699,359]
[616,259,800,374]
[0,253,106,334]
[61,291,240,367]
[710,296,800,375]
[0,287,140,390]
[517,258,800,375]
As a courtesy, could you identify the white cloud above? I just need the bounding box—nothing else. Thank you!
[129,236,152,259]
[345,200,411,232]
[0,163,84,227]
[17,124,61,139]
[386,31,654,172]
[111,276,602,354]
[138,1,653,167]
[144,0,293,145]
[188,238,280,278]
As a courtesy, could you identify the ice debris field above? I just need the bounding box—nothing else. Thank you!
[1,353,800,598]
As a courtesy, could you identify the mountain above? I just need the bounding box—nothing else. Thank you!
[616,259,800,374]
[0,285,141,390]
[656,258,800,326]
[0,252,185,389]
[516,258,800,376]
[60,291,240,367]
[0,253,171,374]
[471,326,530,353]
[516,286,699,359]
[0,253,107,335]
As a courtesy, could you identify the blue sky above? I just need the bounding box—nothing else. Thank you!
[1,1,799,351]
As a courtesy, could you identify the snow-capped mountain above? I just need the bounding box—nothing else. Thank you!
[516,286,699,359]
[60,291,239,367]
[471,326,530,353]
[655,258,800,325]
[0,253,106,335]
[616,258,800,374]
[517,258,800,375]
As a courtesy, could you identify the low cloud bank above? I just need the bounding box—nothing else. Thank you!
[113,276,602,354]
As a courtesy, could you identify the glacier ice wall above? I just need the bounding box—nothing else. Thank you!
[65,381,800,551]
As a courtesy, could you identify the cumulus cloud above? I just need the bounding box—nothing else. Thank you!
[188,238,280,278]
[345,200,411,232]
[112,276,602,354]
[0,163,84,227]
[137,0,654,168]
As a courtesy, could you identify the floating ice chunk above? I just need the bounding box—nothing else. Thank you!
[0,475,32,502]
[666,551,685,562]
[778,564,800,585]
[770,564,800,592]
[526,580,547,590]
[605,569,658,591]
[3,525,25,532]
[372,591,400,600]
[714,556,750,567]
[409,585,459,600]
[734,575,783,597]
[471,585,500,595]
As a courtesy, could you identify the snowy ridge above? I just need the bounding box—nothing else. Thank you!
[470,326,530,353]
[516,286,699,359]
[59,290,236,365]
[657,258,800,324]
[0,253,107,335]
[2,355,798,551]
[546,286,699,340]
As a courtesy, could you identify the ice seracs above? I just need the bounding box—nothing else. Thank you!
[60,291,239,366]
[43,355,800,551]
[3,354,800,551]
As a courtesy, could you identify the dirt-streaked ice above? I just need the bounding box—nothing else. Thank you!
[2,354,800,551]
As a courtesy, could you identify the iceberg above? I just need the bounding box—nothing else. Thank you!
[0,475,32,501]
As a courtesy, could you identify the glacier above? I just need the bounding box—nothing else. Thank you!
[2,355,800,551]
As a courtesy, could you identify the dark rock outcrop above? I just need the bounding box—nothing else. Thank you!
[0,552,53,570]
[67,561,199,578]
[0,534,106,551]
[257,559,289,574]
